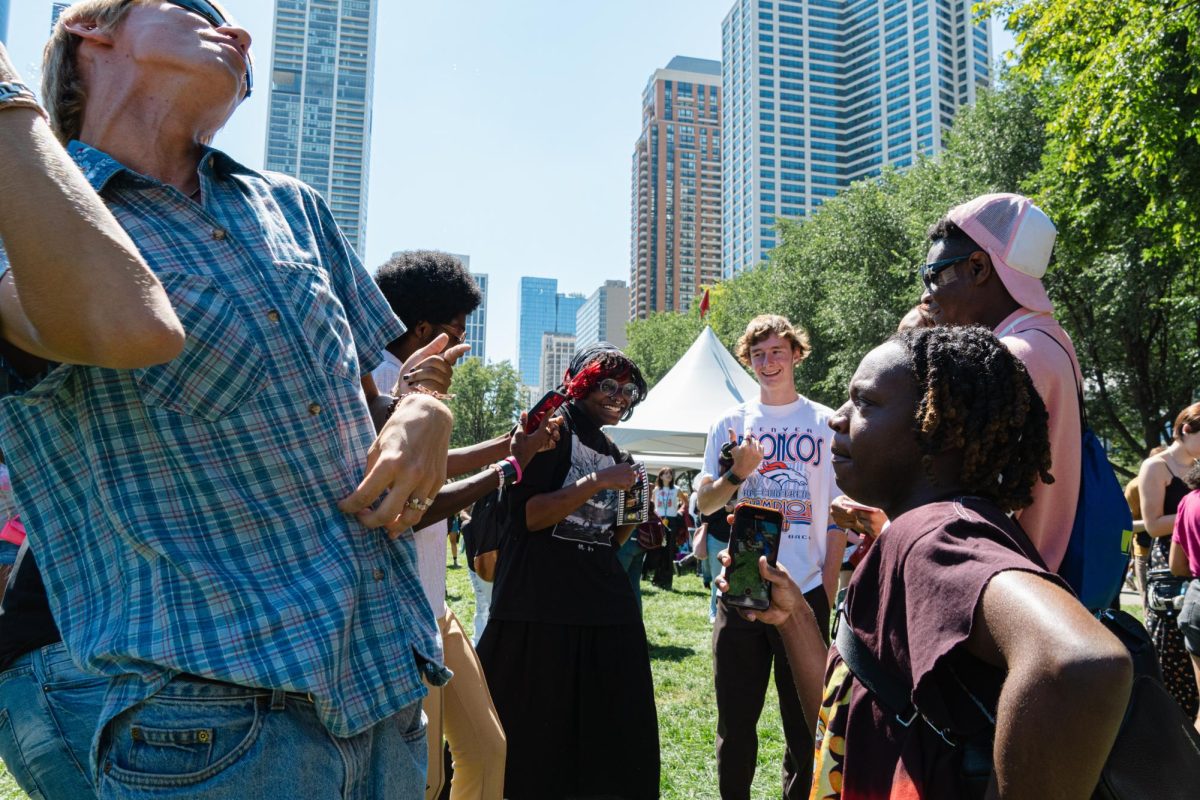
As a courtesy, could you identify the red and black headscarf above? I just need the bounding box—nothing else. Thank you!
[559,343,647,422]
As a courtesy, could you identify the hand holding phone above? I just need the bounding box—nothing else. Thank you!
[524,390,567,434]
[722,502,783,611]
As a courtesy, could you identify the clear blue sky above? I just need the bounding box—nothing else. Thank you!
[4,0,1014,366]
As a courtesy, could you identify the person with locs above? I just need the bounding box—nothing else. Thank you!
[919,193,1083,572]
[695,314,845,800]
[476,344,660,799]
[722,326,1132,799]
[0,3,459,798]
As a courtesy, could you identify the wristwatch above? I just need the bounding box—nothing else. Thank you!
[723,468,745,486]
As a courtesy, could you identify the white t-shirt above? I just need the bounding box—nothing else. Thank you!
[700,396,841,594]
[370,349,404,397]
[414,518,449,621]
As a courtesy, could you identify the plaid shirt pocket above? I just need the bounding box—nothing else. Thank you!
[133,273,268,422]
[272,261,359,383]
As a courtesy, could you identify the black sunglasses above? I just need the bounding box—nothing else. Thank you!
[169,0,253,99]
[918,254,967,291]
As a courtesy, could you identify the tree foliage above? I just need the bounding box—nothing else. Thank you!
[989,0,1200,457]
[446,358,523,449]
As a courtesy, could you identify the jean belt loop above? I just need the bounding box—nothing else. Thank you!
[270,689,286,711]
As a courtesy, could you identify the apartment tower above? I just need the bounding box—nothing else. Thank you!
[631,57,723,320]
[722,0,991,275]
[265,0,379,254]
[576,280,630,351]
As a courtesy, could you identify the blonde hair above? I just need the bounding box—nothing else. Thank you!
[41,0,141,144]
[735,314,811,366]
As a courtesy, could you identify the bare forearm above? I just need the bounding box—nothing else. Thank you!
[417,468,501,530]
[447,434,509,475]
[525,474,605,531]
[0,109,182,367]
[776,612,829,731]
[697,477,738,515]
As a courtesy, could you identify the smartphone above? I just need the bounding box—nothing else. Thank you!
[723,502,783,611]
[524,390,567,433]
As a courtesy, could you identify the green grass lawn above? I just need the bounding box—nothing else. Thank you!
[0,556,1150,799]
[445,560,790,799]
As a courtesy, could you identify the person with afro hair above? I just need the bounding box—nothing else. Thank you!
[719,325,1132,799]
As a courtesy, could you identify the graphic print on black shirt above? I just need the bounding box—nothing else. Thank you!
[553,436,618,548]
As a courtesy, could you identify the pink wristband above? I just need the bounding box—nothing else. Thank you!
[504,456,523,485]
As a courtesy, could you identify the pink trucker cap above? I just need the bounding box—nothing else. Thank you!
[947,193,1057,313]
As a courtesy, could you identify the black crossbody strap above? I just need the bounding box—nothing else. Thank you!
[834,611,919,728]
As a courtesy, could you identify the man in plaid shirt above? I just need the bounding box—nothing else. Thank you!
[0,3,453,798]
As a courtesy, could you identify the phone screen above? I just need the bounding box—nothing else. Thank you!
[725,507,781,608]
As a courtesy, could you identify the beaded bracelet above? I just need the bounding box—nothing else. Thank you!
[386,385,455,418]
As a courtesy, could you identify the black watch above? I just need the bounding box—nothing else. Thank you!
[723,468,745,486]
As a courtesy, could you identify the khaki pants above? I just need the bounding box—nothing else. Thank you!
[423,608,506,800]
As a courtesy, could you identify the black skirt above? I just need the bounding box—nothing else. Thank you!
[476,619,661,799]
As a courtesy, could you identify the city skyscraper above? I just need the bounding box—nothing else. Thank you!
[51,2,69,31]
[630,56,722,319]
[0,0,10,44]
[576,280,630,351]
[467,271,488,362]
[518,277,584,388]
[265,0,378,254]
[540,332,577,394]
[721,0,991,275]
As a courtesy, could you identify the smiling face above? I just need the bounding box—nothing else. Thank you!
[748,333,799,395]
[577,374,632,427]
[828,341,927,517]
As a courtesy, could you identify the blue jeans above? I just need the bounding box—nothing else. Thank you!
[707,534,726,620]
[617,537,647,612]
[98,675,426,799]
[0,641,107,799]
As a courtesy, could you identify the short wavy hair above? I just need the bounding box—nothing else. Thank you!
[42,0,141,145]
[735,314,811,366]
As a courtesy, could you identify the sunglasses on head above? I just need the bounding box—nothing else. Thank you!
[598,378,640,403]
[918,254,968,291]
[168,0,253,98]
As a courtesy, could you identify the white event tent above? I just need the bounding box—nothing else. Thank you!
[605,326,759,472]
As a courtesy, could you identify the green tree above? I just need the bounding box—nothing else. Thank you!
[446,358,523,449]
[624,304,705,388]
[990,0,1200,457]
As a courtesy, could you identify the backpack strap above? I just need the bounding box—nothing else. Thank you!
[834,610,969,747]
[834,611,919,728]
[1024,327,1087,429]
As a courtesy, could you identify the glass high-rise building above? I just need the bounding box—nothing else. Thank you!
[51,3,70,31]
[630,57,722,319]
[576,280,629,351]
[722,0,991,275]
[518,277,585,388]
[540,332,577,395]
[265,0,378,255]
[466,271,488,362]
[0,0,10,44]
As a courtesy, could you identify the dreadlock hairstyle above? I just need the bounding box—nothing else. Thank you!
[561,343,648,422]
[893,325,1054,513]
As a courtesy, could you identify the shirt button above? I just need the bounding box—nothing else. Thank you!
[373,568,385,581]
[308,402,321,416]
[211,228,227,241]
[266,309,280,323]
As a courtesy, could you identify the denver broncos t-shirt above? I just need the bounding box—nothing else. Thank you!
[700,396,841,594]
[811,497,1068,799]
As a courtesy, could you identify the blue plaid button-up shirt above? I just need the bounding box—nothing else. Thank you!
[0,142,443,739]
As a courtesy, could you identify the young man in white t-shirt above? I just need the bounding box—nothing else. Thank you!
[696,314,846,800]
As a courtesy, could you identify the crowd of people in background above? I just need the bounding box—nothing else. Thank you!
[0,3,1197,800]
